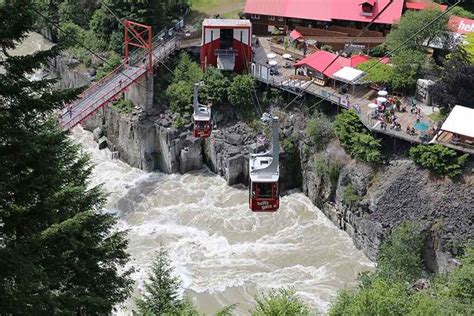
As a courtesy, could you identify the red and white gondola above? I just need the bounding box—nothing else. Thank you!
[192,82,212,138]
[249,113,280,212]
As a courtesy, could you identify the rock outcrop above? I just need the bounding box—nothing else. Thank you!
[301,138,473,272]
[83,108,204,173]
[49,52,92,90]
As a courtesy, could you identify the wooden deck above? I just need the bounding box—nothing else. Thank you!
[434,131,474,155]
[252,37,438,146]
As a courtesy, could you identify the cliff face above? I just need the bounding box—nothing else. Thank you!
[301,140,473,272]
[80,105,472,272]
[83,108,203,174]
[49,52,92,90]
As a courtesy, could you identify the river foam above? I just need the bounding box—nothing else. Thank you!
[71,126,373,315]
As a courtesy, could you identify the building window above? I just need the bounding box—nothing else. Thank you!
[268,16,275,21]
[278,16,284,22]
[360,2,374,16]
[251,14,260,19]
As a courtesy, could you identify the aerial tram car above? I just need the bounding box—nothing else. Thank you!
[249,113,280,212]
[192,82,212,138]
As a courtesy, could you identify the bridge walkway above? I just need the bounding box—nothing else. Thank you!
[59,35,178,130]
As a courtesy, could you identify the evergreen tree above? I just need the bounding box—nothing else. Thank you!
[385,9,449,52]
[430,47,474,109]
[0,0,132,313]
[251,288,310,316]
[136,248,197,315]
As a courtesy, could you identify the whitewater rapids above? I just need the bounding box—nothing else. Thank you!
[71,127,373,315]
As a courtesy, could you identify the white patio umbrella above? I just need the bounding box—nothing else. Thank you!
[368,103,378,109]
[378,90,388,97]
[282,53,292,59]
[267,53,276,59]
[269,60,278,66]
[377,97,387,104]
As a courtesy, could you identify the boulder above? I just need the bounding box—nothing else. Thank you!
[226,153,246,185]
[93,127,103,142]
[179,136,203,173]
[225,132,242,146]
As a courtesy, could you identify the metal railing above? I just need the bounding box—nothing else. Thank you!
[62,33,179,129]
[62,66,146,130]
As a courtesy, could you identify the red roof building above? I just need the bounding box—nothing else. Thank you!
[245,0,406,25]
[294,50,370,78]
[289,29,304,40]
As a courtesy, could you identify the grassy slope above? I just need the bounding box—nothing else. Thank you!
[188,0,245,25]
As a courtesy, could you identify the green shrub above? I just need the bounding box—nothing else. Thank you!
[228,74,256,111]
[281,138,296,154]
[166,81,194,114]
[357,60,393,85]
[333,110,364,147]
[377,222,423,283]
[321,44,333,52]
[165,53,203,114]
[58,22,86,48]
[70,46,92,67]
[329,278,413,316]
[450,6,474,19]
[111,98,134,114]
[342,184,362,205]
[314,154,340,184]
[409,144,468,177]
[201,67,229,105]
[445,245,474,301]
[330,221,474,316]
[252,288,310,316]
[350,132,383,163]
[369,44,388,57]
[96,51,122,80]
[333,110,382,163]
[262,88,283,106]
[305,114,334,151]
[172,115,185,129]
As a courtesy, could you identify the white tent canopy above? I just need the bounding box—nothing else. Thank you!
[332,67,365,84]
[441,105,474,138]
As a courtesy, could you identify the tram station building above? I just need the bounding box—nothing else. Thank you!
[200,19,252,73]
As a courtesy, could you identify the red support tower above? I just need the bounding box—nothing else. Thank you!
[124,20,153,72]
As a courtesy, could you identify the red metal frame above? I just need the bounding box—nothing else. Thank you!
[124,20,153,72]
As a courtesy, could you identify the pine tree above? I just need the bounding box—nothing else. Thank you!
[136,248,186,315]
[0,0,132,313]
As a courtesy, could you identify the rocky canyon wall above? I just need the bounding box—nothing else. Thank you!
[54,59,472,273]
